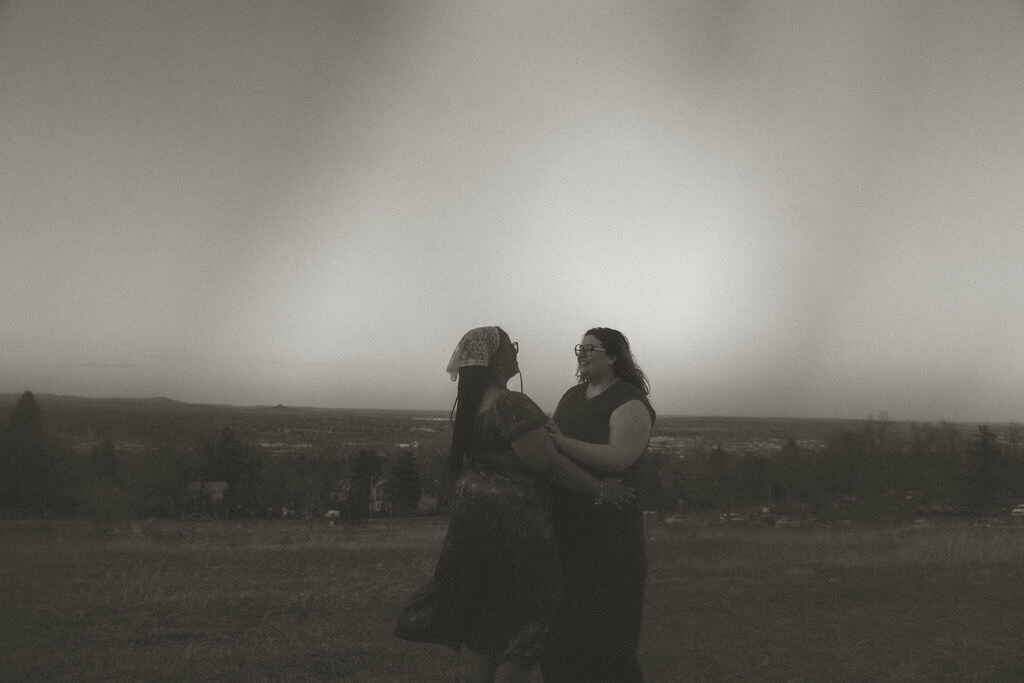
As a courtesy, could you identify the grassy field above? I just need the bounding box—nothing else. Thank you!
[3,517,1024,682]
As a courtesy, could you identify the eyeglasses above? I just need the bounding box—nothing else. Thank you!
[511,341,519,353]
[574,343,606,357]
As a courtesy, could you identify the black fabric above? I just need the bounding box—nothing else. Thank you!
[395,392,561,666]
[466,391,550,479]
[493,391,549,442]
[393,577,461,648]
[540,380,653,682]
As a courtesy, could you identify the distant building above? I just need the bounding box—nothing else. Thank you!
[370,476,391,515]
[186,481,230,512]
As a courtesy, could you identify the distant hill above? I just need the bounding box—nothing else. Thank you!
[0,393,447,417]
[0,393,456,462]
[0,393,187,409]
[0,393,993,429]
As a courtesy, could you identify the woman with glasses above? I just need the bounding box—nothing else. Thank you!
[540,327,655,683]
[395,326,634,683]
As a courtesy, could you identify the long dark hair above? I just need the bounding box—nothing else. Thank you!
[581,327,650,395]
[448,365,490,483]
[447,327,514,483]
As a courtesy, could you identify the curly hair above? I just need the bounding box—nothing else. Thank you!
[579,327,650,396]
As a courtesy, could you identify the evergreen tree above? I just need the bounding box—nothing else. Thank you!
[1005,423,1024,499]
[734,454,771,506]
[90,440,121,483]
[118,443,195,518]
[83,440,132,522]
[966,425,999,515]
[773,438,812,506]
[201,427,257,485]
[0,391,51,515]
[385,451,422,515]
[708,445,731,508]
[348,449,381,520]
[656,450,688,512]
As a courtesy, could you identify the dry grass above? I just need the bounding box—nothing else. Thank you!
[1,518,454,682]
[3,518,1024,681]
[642,519,1024,682]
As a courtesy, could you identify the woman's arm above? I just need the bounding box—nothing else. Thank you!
[511,427,633,505]
[550,400,652,472]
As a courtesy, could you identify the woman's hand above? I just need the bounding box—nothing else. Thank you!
[594,479,635,509]
[545,420,570,453]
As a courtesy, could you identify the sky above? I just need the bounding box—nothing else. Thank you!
[2,1,1023,422]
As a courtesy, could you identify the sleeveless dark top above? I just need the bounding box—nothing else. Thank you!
[550,380,655,537]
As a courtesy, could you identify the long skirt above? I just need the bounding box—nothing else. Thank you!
[395,470,562,667]
[540,507,647,682]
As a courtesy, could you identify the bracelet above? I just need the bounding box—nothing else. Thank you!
[593,480,604,506]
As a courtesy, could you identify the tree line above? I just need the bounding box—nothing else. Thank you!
[638,415,1022,519]
[2,391,1021,521]
[0,391,427,521]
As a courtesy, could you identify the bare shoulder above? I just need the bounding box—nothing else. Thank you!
[612,399,652,424]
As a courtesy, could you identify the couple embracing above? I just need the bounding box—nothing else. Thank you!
[396,326,655,682]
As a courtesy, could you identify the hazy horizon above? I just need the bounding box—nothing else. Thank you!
[3,2,1023,424]
[0,389,1017,428]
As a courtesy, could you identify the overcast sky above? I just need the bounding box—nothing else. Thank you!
[2,1,1023,422]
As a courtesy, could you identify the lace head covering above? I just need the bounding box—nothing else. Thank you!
[446,326,502,381]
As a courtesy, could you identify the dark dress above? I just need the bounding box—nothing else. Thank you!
[395,391,562,666]
[540,380,655,683]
